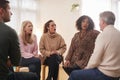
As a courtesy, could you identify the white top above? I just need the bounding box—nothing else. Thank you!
[87,25,120,77]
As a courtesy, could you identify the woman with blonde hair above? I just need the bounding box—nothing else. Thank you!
[19,20,41,80]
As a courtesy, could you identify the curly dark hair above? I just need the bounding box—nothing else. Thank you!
[76,15,94,31]
[0,0,9,9]
[43,20,54,33]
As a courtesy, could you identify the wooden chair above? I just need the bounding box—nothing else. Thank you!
[41,56,64,80]
[14,66,29,72]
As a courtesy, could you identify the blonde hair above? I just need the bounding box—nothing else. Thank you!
[20,20,34,45]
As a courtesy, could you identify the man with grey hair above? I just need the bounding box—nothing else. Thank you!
[69,11,120,80]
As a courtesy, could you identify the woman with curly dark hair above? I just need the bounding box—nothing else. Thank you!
[63,15,100,76]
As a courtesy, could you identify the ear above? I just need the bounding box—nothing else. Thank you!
[0,8,5,15]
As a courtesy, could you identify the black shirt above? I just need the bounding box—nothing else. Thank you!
[0,22,21,79]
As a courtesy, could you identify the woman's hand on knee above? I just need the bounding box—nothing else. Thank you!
[64,60,70,67]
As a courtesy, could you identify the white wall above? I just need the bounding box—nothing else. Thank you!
[81,0,111,30]
[81,0,120,30]
[6,0,120,56]
[39,0,81,56]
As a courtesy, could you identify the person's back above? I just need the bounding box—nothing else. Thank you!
[0,23,20,79]
[0,0,39,80]
[96,25,120,77]
[68,11,120,80]
[86,11,120,77]
[0,0,21,79]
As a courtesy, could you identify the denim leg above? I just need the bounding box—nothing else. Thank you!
[28,58,41,80]
[69,68,114,80]
[13,72,39,80]
[62,66,80,76]
[20,57,41,80]
[45,54,60,80]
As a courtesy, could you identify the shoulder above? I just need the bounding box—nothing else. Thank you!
[88,30,100,39]
[70,32,80,41]
[56,33,66,41]
[32,34,37,41]
[40,33,47,40]
[0,23,18,41]
[2,23,17,34]
[4,25,19,41]
[91,30,100,34]
[56,33,62,37]
[33,34,37,38]
[41,33,47,37]
[6,25,18,38]
[74,32,80,38]
[87,30,100,37]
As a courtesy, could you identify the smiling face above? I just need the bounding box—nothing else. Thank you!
[47,21,56,34]
[81,18,89,30]
[24,22,33,35]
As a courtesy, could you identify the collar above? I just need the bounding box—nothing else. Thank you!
[103,25,114,31]
[47,32,58,38]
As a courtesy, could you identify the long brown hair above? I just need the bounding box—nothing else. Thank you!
[43,20,54,33]
[20,20,34,45]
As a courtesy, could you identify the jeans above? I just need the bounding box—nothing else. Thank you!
[20,57,41,80]
[62,65,80,76]
[69,68,120,80]
[7,72,39,80]
[44,54,60,80]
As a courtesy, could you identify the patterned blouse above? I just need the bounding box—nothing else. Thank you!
[65,30,100,69]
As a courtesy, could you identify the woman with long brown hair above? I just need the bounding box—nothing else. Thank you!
[39,20,66,80]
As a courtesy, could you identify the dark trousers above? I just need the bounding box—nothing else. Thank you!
[69,68,120,80]
[44,54,60,80]
[7,72,39,80]
[20,57,41,80]
[62,66,80,76]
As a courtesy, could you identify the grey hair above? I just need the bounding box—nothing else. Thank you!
[100,11,115,25]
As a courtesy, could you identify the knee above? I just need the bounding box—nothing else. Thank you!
[49,55,59,64]
[28,72,39,80]
[29,64,36,72]
[69,70,79,80]
[34,58,41,65]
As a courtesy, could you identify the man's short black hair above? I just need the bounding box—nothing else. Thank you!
[0,0,9,9]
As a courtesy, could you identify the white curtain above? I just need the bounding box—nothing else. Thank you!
[7,0,41,35]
